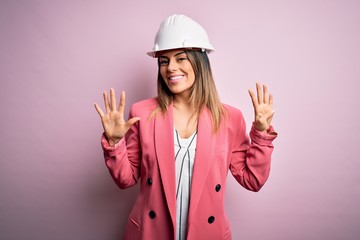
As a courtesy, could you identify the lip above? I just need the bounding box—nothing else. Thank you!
[168,75,184,84]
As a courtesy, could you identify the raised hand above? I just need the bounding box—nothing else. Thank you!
[94,88,140,146]
[248,83,274,132]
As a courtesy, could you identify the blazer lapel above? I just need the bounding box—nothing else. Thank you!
[154,104,176,227]
[188,108,216,221]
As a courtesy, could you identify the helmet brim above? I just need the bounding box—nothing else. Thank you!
[147,47,214,58]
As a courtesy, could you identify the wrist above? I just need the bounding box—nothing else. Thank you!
[108,137,121,147]
[253,122,267,132]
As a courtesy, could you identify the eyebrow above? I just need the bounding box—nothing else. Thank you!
[159,51,186,59]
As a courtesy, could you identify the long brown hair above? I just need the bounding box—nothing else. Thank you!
[151,49,226,132]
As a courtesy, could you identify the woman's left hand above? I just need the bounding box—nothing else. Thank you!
[248,83,275,132]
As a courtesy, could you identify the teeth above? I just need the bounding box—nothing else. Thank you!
[169,76,183,80]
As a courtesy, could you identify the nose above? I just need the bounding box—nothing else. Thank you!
[167,59,178,72]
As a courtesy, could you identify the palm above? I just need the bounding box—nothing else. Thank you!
[101,111,126,140]
[94,88,140,146]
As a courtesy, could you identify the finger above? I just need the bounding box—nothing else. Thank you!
[256,82,263,104]
[263,84,269,104]
[103,91,110,113]
[269,94,273,108]
[94,103,105,117]
[248,89,259,109]
[118,91,125,113]
[110,88,117,111]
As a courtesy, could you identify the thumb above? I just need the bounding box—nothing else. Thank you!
[260,110,275,122]
[126,117,141,127]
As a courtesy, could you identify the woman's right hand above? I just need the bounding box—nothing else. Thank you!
[94,88,140,146]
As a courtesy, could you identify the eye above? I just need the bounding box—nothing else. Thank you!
[177,57,187,62]
[159,59,169,66]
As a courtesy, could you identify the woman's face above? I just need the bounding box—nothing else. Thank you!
[159,49,195,97]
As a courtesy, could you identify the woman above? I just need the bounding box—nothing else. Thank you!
[94,14,277,240]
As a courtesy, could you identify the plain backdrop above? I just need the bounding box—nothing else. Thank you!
[1,1,359,239]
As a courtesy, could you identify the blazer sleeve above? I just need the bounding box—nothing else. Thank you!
[101,106,141,189]
[229,112,277,192]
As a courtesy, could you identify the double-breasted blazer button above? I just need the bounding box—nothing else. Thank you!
[149,210,156,219]
[208,216,215,224]
[215,184,221,192]
[147,178,153,186]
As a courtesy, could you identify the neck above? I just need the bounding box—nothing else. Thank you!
[173,95,198,138]
[173,94,193,110]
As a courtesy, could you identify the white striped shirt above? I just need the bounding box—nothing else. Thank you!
[174,129,197,240]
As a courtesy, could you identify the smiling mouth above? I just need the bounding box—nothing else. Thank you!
[168,75,184,83]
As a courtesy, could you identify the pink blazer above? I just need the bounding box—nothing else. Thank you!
[101,98,277,240]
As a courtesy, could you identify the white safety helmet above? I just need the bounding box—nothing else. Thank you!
[147,14,214,57]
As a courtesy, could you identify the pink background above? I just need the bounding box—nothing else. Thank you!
[1,1,359,239]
